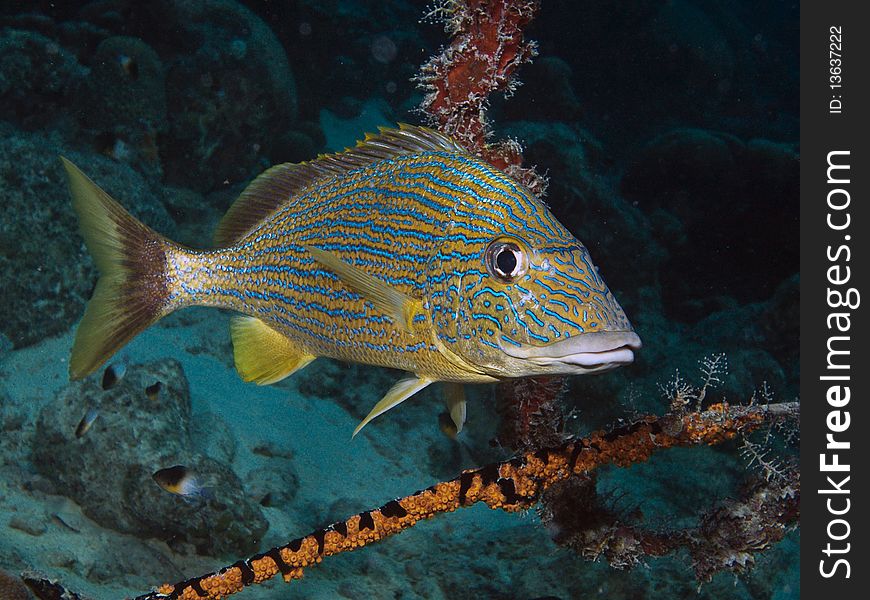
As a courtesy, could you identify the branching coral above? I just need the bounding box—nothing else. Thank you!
[416,0,547,195]
[533,356,799,579]
[133,400,798,600]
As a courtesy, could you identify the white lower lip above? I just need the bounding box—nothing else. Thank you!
[559,347,635,367]
[499,331,642,368]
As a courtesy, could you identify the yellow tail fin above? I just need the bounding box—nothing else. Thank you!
[62,157,172,380]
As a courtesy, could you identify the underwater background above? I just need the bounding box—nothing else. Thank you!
[0,1,798,599]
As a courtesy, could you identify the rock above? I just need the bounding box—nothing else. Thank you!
[31,359,268,556]
[762,274,799,358]
[0,386,28,458]
[136,0,298,192]
[243,464,298,509]
[501,120,666,292]
[743,138,800,198]
[621,128,798,315]
[503,56,583,122]
[0,569,33,600]
[8,515,47,537]
[622,128,742,214]
[280,1,425,120]
[74,36,167,172]
[0,128,175,347]
[190,411,237,464]
[160,185,220,248]
[0,332,12,357]
[86,539,187,584]
[271,129,318,165]
[0,28,85,130]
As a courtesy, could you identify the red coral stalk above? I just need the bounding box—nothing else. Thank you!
[496,375,567,451]
[417,0,547,195]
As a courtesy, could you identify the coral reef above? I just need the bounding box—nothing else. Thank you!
[0,28,84,131]
[31,359,268,556]
[133,400,799,600]
[502,55,583,122]
[528,0,797,150]
[621,128,799,315]
[274,1,425,119]
[498,120,665,291]
[0,0,799,597]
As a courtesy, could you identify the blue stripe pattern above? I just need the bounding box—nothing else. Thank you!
[164,137,633,382]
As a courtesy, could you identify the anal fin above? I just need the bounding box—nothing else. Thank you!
[353,375,432,437]
[230,316,315,385]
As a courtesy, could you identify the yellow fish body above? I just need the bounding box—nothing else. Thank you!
[63,125,640,434]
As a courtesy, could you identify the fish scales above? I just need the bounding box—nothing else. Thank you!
[166,153,527,381]
[63,125,640,433]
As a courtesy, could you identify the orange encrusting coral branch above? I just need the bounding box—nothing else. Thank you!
[134,401,798,600]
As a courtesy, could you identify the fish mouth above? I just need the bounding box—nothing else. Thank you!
[500,331,642,373]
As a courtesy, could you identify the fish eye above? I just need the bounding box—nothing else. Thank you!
[485,239,527,283]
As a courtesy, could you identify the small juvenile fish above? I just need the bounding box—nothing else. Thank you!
[101,361,126,390]
[152,465,209,500]
[75,408,99,438]
[63,125,640,435]
[145,381,162,401]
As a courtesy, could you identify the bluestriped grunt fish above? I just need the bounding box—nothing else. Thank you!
[63,125,640,435]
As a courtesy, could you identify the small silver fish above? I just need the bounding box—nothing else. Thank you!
[75,408,99,438]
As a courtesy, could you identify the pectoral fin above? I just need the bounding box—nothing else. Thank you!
[443,382,467,435]
[230,316,316,385]
[353,375,433,437]
[305,245,420,331]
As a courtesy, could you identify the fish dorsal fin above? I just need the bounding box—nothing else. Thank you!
[213,124,468,246]
[230,316,316,385]
[312,123,469,173]
[214,162,312,247]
